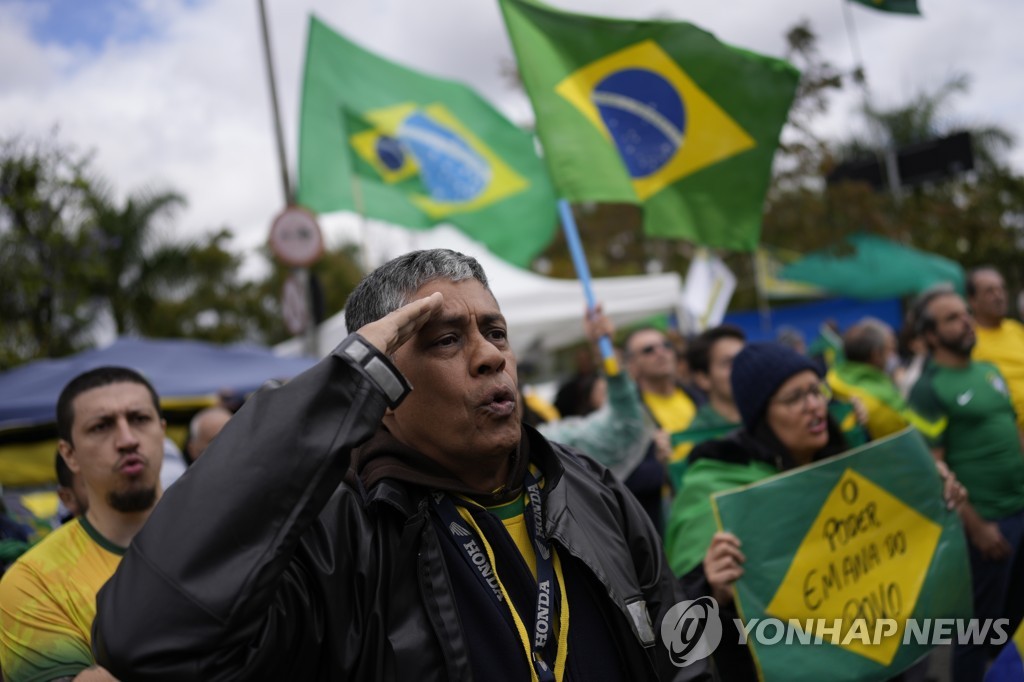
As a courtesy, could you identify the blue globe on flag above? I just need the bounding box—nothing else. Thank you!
[375,135,407,172]
[591,68,686,178]
[397,112,491,202]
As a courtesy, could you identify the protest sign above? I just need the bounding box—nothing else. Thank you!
[712,428,971,681]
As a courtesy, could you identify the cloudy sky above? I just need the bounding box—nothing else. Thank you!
[2,0,1021,277]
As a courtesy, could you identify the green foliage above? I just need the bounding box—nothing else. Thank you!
[256,242,365,346]
[759,25,1024,310]
[773,20,851,191]
[0,137,99,369]
[134,229,280,343]
[0,135,343,369]
[82,179,188,335]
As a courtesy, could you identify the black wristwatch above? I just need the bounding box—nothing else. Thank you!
[336,334,412,409]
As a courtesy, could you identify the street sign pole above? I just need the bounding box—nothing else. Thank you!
[269,207,324,357]
[258,0,321,357]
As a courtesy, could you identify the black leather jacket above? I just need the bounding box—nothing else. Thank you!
[93,336,709,681]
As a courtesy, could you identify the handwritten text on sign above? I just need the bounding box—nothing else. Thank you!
[765,469,942,665]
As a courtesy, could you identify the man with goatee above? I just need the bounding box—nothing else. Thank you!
[0,367,165,682]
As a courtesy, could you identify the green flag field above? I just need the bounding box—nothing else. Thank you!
[500,0,799,251]
[298,16,557,267]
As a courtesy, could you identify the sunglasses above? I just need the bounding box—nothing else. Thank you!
[636,341,675,356]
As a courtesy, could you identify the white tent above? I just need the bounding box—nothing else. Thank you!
[275,226,684,358]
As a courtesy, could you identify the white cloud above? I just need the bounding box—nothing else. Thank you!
[2,0,1021,281]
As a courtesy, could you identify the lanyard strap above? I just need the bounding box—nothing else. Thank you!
[432,470,559,682]
[432,491,506,604]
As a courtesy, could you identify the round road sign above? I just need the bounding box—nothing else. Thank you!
[268,206,324,267]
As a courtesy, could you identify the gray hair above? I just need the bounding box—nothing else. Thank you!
[345,249,490,332]
[843,318,893,364]
[775,325,805,351]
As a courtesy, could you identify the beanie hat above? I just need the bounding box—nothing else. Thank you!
[730,342,822,430]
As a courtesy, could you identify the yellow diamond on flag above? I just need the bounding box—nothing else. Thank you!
[554,40,755,201]
[765,468,942,666]
[348,102,529,220]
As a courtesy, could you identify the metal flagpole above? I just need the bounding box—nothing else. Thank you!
[558,200,620,376]
[257,0,318,357]
[257,0,293,206]
[841,0,903,203]
[752,252,773,335]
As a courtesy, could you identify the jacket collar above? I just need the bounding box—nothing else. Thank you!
[354,424,562,518]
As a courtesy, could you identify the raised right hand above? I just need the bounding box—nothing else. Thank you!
[356,292,444,356]
[583,303,615,344]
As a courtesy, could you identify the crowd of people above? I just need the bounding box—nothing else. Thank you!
[0,252,1021,682]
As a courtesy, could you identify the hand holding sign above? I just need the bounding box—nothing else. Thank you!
[703,531,745,605]
[712,429,971,682]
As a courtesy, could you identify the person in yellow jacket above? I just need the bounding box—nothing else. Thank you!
[968,266,1024,428]
[826,318,910,440]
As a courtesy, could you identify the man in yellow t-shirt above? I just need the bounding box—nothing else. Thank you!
[0,367,166,682]
[624,327,698,463]
[968,267,1024,428]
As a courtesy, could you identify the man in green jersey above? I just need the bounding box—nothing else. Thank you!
[907,286,1024,682]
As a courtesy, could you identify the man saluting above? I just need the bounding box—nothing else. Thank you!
[94,249,708,682]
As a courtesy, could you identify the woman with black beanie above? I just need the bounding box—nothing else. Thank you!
[664,342,963,680]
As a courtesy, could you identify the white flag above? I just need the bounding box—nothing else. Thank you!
[682,249,736,333]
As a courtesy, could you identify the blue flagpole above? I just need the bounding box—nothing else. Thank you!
[557,199,619,376]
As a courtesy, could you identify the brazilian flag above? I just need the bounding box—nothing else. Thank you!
[850,0,921,16]
[298,17,557,267]
[498,0,799,252]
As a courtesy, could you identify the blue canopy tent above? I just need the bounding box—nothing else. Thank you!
[0,338,316,487]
